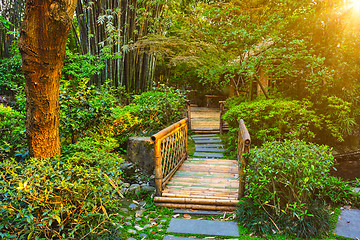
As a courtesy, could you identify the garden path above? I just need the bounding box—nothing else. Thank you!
[190,107,221,133]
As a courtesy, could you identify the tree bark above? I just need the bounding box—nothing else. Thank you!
[19,0,77,159]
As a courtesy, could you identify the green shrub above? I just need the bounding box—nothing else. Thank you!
[0,105,26,158]
[0,54,24,95]
[59,78,118,143]
[223,96,358,147]
[130,88,186,132]
[223,98,322,146]
[0,136,124,239]
[237,140,334,238]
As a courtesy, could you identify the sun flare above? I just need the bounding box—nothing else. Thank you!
[350,0,360,12]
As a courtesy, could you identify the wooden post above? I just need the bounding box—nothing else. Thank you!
[186,100,191,129]
[154,139,163,196]
[219,101,225,134]
[238,119,251,198]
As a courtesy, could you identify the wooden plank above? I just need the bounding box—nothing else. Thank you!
[154,197,239,206]
[162,192,238,200]
[155,203,236,211]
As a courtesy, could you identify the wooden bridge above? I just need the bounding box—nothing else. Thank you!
[151,106,250,211]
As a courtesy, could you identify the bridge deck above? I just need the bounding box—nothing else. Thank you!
[154,134,239,211]
[190,107,221,133]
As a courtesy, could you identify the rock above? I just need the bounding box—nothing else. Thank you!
[120,208,129,212]
[144,224,152,229]
[123,183,131,188]
[128,203,138,209]
[127,229,137,234]
[135,210,144,217]
[134,225,144,231]
[124,222,132,226]
[139,233,148,238]
[129,184,141,195]
[127,238,136,240]
[126,216,132,220]
[126,137,154,175]
[139,200,147,206]
[141,185,156,194]
[135,217,141,221]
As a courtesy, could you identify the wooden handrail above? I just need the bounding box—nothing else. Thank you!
[238,119,251,198]
[151,118,188,196]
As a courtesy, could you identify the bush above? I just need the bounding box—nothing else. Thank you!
[0,54,24,95]
[223,96,358,148]
[59,78,118,143]
[0,105,26,158]
[130,88,186,132]
[223,98,322,146]
[0,136,124,239]
[237,140,334,238]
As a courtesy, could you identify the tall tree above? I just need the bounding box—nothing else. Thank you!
[19,0,77,158]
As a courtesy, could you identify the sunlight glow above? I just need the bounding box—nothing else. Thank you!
[350,0,360,12]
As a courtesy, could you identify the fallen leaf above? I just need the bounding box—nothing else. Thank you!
[132,200,140,205]
[183,214,191,219]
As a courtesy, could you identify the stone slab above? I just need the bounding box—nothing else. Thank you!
[193,152,224,158]
[196,147,225,153]
[353,188,360,193]
[193,139,222,144]
[163,237,206,240]
[334,209,360,239]
[191,136,221,140]
[126,137,154,175]
[173,209,223,215]
[191,134,218,138]
[195,144,224,148]
[167,219,239,237]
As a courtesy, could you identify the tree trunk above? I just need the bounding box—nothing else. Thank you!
[19,0,77,159]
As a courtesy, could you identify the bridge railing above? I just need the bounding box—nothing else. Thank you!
[151,118,188,196]
[238,119,251,198]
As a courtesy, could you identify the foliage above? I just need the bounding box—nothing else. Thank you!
[0,54,24,95]
[0,136,124,239]
[62,50,105,80]
[59,78,118,143]
[223,98,322,146]
[223,96,357,147]
[0,105,26,158]
[124,86,186,133]
[238,140,334,238]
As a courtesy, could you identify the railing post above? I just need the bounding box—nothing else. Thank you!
[154,139,163,196]
[238,119,251,198]
[219,101,225,134]
[186,100,191,129]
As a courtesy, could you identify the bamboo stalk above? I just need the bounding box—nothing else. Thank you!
[154,139,162,196]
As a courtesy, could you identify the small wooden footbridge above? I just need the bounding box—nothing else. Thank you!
[151,104,251,211]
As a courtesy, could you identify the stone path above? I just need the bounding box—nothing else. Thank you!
[164,134,239,239]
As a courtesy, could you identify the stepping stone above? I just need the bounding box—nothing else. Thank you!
[193,152,224,158]
[167,218,239,237]
[334,209,360,239]
[196,147,225,153]
[163,237,205,240]
[191,136,220,140]
[191,134,218,138]
[195,144,224,148]
[193,139,222,144]
[173,209,223,215]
